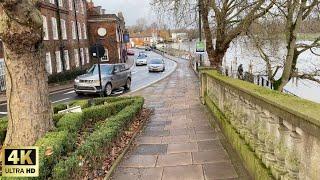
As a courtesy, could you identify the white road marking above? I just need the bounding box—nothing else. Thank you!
[52,98,70,104]
[64,90,75,95]
[0,112,7,115]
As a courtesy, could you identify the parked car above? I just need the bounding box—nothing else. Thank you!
[145,46,152,51]
[74,64,131,96]
[148,58,166,72]
[127,49,135,56]
[136,54,148,66]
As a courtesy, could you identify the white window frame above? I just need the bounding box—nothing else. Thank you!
[71,21,76,40]
[80,48,85,65]
[82,23,87,39]
[45,52,52,74]
[58,0,63,7]
[64,50,70,70]
[55,51,62,73]
[77,22,82,39]
[74,49,80,67]
[61,19,67,40]
[49,0,54,4]
[52,17,59,40]
[69,0,73,11]
[101,49,109,62]
[80,0,84,14]
[42,15,49,40]
[85,48,90,63]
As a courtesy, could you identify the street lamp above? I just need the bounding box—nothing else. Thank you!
[97,28,107,96]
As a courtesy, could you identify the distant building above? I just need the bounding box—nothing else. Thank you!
[172,32,188,42]
[87,1,127,64]
[130,34,153,47]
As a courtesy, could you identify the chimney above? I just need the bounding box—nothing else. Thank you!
[101,9,106,15]
[95,6,101,14]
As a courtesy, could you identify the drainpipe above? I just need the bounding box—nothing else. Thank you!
[73,0,83,69]
[55,0,66,71]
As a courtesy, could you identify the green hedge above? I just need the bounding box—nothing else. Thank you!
[36,98,138,179]
[52,97,144,179]
[0,117,8,143]
[48,68,86,84]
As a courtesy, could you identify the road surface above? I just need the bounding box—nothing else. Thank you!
[0,49,177,117]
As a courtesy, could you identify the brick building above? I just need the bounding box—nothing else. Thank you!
[87,1,127,64]
[40,0,91,75]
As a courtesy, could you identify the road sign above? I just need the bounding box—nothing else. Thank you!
[196,41,205,53]
[90,44,105,58]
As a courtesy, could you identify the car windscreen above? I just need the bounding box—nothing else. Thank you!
[149,59,162,64]
[87,65,113,75]
[137,55,147,59]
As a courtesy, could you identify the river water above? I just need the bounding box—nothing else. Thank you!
[167,39,320,103]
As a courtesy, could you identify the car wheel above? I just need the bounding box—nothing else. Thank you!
[124,78,131,90]
[104,83,112,96]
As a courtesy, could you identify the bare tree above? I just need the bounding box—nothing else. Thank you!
[152,0,273,70]
[250,0,320,91]
[0,0,53,146]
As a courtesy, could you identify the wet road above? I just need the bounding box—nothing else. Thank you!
[0,49,177,116]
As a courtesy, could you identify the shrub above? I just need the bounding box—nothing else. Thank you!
[36,98,138,179]
[69,100,90,109]
[53,104,68,114]
[35,131,74,179]
[48,69,86,84]
[82,99,134,122]
[52,97,144,179]
[0,117,8,144]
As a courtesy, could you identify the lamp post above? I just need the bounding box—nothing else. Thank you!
[97,27,107,96]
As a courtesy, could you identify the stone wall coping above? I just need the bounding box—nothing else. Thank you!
[201,70,320,128]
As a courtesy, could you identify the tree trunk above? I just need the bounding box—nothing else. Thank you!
[211,49,227,71]
[0,1,53,146]
[200,0,215,67]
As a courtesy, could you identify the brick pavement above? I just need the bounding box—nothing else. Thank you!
[111,58,250,180]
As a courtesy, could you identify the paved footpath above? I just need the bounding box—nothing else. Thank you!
[112,57,250,180]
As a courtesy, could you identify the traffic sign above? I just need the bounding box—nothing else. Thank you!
[196,41,205,53]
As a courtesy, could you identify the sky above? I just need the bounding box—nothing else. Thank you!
[93,0,156,26]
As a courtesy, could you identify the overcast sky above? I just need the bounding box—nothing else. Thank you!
[93,0,156,26]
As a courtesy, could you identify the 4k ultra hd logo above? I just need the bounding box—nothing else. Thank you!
[2,147,39,177]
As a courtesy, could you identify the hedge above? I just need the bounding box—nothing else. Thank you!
[52,97,144,179]
[0,117,8,143]
[48,68,86,84]
[36,98,138,179]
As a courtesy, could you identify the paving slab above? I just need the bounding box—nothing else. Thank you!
[112,56,249,179]
[203,162,238,180]
[162,165,204,180]
[132,144,167,155]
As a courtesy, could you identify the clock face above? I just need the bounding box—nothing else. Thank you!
[97,28,107,37]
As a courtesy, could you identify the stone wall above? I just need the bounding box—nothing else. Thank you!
[200,70,320,180]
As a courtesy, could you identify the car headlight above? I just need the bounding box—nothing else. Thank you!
[75,79,80,83]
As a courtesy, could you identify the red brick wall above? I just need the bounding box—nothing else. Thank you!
[40,0,91,75]
[88,20,121,64]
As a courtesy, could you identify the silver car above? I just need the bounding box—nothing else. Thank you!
[74,64,131,96]
[148,58,166,72]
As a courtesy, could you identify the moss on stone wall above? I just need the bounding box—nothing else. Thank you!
[205,95,274,180]
[202,70,320,127]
